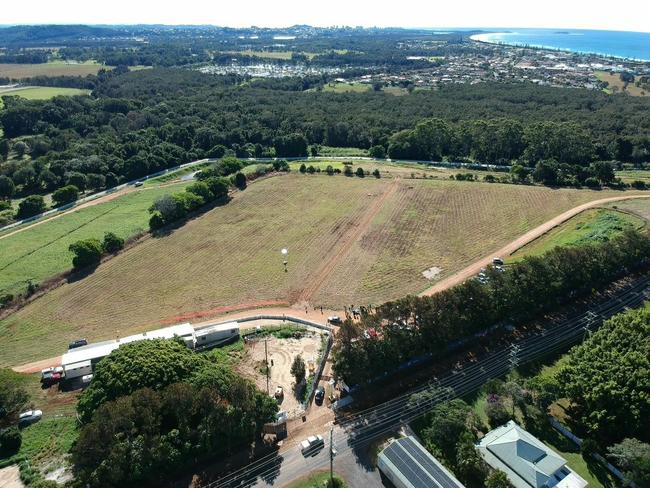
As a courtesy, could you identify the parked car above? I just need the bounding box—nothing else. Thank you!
[18,410,42,427]
[274,386,284,399]
[68,338,88,350]
[134,181,144,187]
[40,367,62,387]
[492,257,504,266]
[300,435,324,455]
[314,385,325,405]
[327,316,342,325]
[276,411,288,423]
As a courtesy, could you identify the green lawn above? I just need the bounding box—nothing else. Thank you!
[0,86,90,107]
[316,146,369,157]
[0,417,78,482]
[282,472,348,488]
[511,208,646,259]
[321,82,371,94]
[615,168,650,184]
[16,417,77,465]
[0,183,188,297]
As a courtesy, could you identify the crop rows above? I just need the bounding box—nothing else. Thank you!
[0,176,379,365]
[314,180,634,307]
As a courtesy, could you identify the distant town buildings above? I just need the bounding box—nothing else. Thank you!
[197,40,650,94]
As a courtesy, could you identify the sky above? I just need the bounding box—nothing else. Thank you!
[2,0,649,33]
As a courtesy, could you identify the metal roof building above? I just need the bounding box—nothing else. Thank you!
[477,421,587,488]
[378,436,465,488]
[61,323,195,367]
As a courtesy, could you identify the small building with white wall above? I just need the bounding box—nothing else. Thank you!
[477,420,588,488]
[61,323,196,377]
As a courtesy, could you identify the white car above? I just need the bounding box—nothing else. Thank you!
[327,316,342,325]
[300,435,325,455]
[276,411,289,423]
[18,409,43,426]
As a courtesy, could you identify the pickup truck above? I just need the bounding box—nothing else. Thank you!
[300,435,324,456]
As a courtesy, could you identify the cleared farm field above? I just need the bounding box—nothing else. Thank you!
[0,183,189,298]
[322,82,371,93]
[0,61,107,78]
[595,71,647,96]
[0,175,640,365]
[312,180,635,306]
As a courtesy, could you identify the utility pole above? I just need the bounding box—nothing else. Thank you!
[265,336,270,395]
[329,427,334,486]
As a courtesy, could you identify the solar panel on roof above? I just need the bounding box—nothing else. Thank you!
[380,437,465,488]
[401,437,460,488]
[387,443,432,488]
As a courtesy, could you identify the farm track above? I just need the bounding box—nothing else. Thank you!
[419,193,650,296]
[296,178,400,303]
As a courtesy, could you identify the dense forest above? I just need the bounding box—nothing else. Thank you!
[73,339,277,487]
[2,67,650,210]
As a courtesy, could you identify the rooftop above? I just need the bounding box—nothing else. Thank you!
[378,436,465,488]
[61,322,195,366]
[477,421,587,488]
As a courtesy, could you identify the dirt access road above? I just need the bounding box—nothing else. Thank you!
[0,466,23,488]
[296,178,400,303]
[419,194,650,296]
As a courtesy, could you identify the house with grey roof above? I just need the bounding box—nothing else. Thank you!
[477,421,588,488]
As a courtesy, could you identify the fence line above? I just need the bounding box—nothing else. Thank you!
[197,314,334,410]
[549,418,635,487]
[302,332,333,409]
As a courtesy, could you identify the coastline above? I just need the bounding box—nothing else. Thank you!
[469,32,650,63]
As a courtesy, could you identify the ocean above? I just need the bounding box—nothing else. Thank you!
[470,29,650,61]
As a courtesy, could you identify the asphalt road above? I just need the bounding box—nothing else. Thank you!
[205,273,650,488]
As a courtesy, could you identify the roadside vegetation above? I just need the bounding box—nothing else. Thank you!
[333,229,650,385]
[412,304,649,488]
[283,472,348,488]
[72,339,277,487]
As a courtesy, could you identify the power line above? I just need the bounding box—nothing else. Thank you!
[205,275,649,488]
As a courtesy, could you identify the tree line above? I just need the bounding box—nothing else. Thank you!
[2,69,650,218]
[332,229,650,385]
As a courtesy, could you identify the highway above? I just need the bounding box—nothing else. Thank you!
[203,273,650,488]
